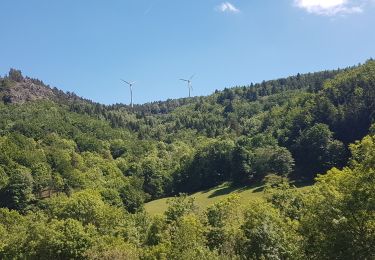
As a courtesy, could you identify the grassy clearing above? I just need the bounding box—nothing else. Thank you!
[145,183,265,216]
[145,181,312,216]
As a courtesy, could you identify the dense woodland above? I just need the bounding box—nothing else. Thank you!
[0,60,374,259]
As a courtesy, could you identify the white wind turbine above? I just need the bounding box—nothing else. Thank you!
[121,79,136,108]
[180,75,195,98]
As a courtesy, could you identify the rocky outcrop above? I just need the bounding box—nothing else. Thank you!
[2,79,56,104]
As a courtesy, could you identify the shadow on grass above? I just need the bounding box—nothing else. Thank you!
[200,182,231,194]
[207,182,264,198]
[202,179,313,199]
[207,185,238,198]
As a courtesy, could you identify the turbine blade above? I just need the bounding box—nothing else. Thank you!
[121,79,131,85]
[190,74,195,80]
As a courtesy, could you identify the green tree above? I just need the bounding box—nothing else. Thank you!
[165,194,198,223]
[206,195,242,257]
[239,200,303,259]
[168,215,217,260]
[232,142,294,183]
[175,140,234,192]
[28,218,94,260]
[0,166,34,212]
[292,123,346,179]
[251,146,294,181]
[119,177,146,213]
[301,131,375,259]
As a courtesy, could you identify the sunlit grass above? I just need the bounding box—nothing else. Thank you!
[145,181,312,215]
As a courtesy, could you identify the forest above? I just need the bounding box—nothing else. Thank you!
[0,60,374,259]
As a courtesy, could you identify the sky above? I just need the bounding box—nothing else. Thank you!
[0,0,375,105]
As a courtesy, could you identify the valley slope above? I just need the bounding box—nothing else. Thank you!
[0,60,374,259]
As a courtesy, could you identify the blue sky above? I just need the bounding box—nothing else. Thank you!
[1,0,374,105]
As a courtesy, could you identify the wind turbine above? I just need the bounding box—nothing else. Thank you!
[180,75,195,98]
[121,79,136,108]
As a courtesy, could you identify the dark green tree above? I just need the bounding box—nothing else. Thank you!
[0,166,34,212]
[292,123,346,179]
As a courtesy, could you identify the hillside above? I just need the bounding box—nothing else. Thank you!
[0,60,374,259]
[1,61,374,197]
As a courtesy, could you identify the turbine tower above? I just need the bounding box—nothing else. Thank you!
[180,75,195,98]
[121,79,136,108]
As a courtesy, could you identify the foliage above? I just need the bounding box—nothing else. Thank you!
[300,133,375,259]
[292,123,346,178]
[239,200,303,259]
[0,61,374,258]
[165,194,198,223]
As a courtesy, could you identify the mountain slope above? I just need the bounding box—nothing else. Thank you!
[0,60,375,259]
[0,60,374,198]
